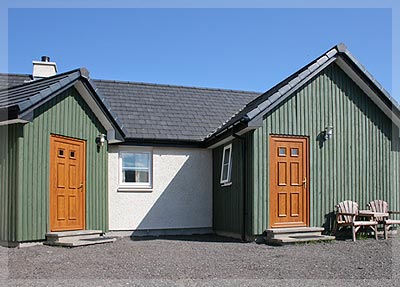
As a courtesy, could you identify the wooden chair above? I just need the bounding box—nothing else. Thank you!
[367,200,400,239]
[335,200,378,241]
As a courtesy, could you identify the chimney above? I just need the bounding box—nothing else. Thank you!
[32,56,57,79]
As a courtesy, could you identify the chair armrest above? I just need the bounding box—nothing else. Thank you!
[337,212,357,216]
[388,211,400,214]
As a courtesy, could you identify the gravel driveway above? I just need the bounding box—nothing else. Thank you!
[2,235,400,286]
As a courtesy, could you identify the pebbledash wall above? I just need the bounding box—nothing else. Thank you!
[108,146,213,234]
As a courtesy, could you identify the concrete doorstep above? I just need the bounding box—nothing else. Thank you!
[44,230,116,247]
[264,227,335,246]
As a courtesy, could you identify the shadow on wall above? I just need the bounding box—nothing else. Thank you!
[128,150,213,238]
[322,211,336,234]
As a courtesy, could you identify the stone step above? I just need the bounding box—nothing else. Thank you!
[264,227,325,240]
[46,230,103,242]
[265,235,335,246]
[265,227,324,234]
[44,236,116,247]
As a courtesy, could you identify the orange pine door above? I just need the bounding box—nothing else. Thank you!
[50,135,86,231]
[269,136,309,228]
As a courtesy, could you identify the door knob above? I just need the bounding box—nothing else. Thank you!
[302,177,307,189]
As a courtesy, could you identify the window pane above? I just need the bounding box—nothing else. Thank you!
[123,170,149,183]
[136,170,149,183]
[291,148,299,156]
[278,147,286,156]
[124,170,136,183]
[223,148,231,165]
[122,153,150,169]
[134,153,150,168]
[222,164,229,180]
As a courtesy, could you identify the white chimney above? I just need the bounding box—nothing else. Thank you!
[32,56,57,79]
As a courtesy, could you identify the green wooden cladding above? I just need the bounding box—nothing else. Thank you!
[0,87,108,242]
[213,63,400,237]
[0,125,19,242]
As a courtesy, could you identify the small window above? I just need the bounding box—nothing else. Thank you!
[58,149,65,157]
[119,151,152,189]
[278,147,286,156]
[70,151,76,159]
[291,148,299,157]
[220,144,232,184]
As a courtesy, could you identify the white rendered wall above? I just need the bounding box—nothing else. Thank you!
[108,146,213,231]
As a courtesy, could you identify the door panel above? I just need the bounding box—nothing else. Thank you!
[50,135,86,231]
[270,136,309,228]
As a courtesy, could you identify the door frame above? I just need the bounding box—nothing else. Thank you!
[269,134,310,228]
[49,134,86,232]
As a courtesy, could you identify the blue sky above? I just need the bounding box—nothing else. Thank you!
[6,8,394,99]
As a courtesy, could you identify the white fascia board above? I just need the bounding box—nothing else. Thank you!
[0,118,28,126]
[207,135,235,149]
[335,57,400,129]
[74,81,122,143]
[206,126,257,149]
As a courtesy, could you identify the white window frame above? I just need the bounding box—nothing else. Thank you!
[220,144,232,185]
[118,148,153,191]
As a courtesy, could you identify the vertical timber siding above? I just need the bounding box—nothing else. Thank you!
[0,125,19,242]
[213,139,244,237]
[213,137,254,238]
[16,87,108,241]
[249,63,400,235]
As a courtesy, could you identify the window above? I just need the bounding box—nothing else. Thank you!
[278,147,286,156]
[58,149,65,157]
[291,148,299,157]
[220,144,232,184]
[119,150,152,190]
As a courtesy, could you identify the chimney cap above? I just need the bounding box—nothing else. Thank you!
[41,56,50,62]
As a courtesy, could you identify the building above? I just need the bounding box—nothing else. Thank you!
[0,43,398,245]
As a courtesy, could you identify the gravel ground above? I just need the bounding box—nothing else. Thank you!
[2,235,400,286]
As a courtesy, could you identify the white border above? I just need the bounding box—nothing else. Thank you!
[118,147,153,191]
[220,143,232,185]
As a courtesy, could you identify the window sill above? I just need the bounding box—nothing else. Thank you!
[220,182,232,187]
[117,186,153,192]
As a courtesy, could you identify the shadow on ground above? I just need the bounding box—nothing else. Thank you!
[130,233,244,243]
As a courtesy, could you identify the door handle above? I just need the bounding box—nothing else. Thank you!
[78,183,83,190]
[302,177,307,189]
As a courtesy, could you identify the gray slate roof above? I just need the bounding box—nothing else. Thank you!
[93,80,259,141]
[0,73,31,90]
[0,70,126,139]
[3,43,396,145]
[0,72,259,142]
[0,69,81,110]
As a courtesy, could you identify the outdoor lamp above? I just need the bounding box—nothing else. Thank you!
[96,134,106,147]
[324,126,333,140]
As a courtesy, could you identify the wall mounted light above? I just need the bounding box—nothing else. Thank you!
[96,134,106,147]
[324,126,334,141]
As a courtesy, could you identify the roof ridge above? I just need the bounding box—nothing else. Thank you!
[93,78,260,94]
[0,68,82,92]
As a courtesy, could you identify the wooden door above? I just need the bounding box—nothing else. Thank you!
[50,135,86,231]
[269,136,309,228]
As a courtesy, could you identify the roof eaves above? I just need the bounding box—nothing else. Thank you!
[205,46,340,141]
[338,44,400,111]
[249,54,338,124]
